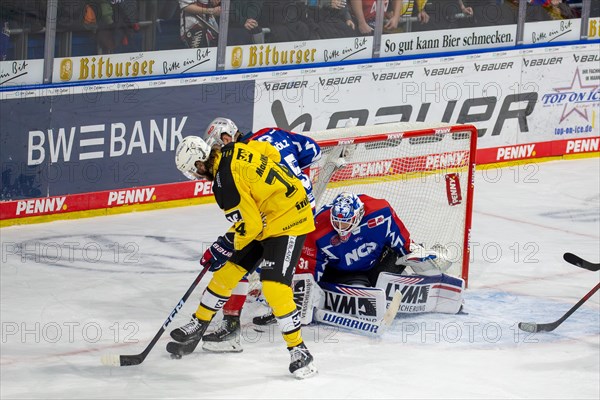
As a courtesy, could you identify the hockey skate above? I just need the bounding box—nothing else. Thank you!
[252,312,276,331]
[202,315,243,353]
[167,314,210,358]
[170,314,210,342]
[288,342,317,379]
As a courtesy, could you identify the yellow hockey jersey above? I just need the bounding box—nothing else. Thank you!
[210,141,315,250]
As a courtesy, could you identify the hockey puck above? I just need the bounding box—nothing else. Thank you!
[170,353,182,360]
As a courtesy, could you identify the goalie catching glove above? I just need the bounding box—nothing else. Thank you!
[201,233,235,271]
[397,242,452,276]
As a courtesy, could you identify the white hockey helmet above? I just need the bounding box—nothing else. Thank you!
[330,192,365,239]
[204,117,239,147]
[175,136,212,180]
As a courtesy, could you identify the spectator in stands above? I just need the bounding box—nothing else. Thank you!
[228,0,264,45]
[1,20,9,61]
[0,0,46,33]
[546,0,577,20]
[503,0,551,22]
[97,0,141,54]
[592,0,600,18]
[453,0,518,28]
[409,0,504,31]
[306,0,356,39]
[350,0,403,35]
[258,0,314,43]
[179,0,220,48]
[408,0,463,31]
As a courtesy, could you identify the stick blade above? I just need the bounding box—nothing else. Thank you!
[563,252,600,271]
[563,252,583,268]
[382,290,403,327]
[101,353,144,366]
[518,322,538,333]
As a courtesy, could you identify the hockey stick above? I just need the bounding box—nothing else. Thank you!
[101,266,210,366]
[382,290,403,327]
[563,252,600,272]
[518,282,600,333]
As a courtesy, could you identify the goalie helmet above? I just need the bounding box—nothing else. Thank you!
[175,136,212,180]
[204,117,239,147]
[330,192,365,240]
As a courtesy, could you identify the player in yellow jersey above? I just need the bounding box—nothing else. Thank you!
[169,121,317,379]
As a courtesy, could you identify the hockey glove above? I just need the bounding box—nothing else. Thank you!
[201,234,234,272]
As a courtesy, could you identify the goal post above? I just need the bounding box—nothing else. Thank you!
[306,122,477,286]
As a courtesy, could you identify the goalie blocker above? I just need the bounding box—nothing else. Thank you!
[291,271,464,335]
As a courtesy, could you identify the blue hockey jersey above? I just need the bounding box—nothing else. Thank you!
[246,128,321,209]
[299,195,413,280]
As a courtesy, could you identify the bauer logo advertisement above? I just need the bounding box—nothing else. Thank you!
[255,44,599,153]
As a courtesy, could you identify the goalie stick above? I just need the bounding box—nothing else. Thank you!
[518,282,600,333]
[100,266,210,366]
[382,290,403,328]
[563,252,600,272]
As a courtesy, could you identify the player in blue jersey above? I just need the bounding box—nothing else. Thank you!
[198,117,322,353]
[309,192,412,285]
[254,191,465,329]
[300,192,455,283]
[242,127,321,209]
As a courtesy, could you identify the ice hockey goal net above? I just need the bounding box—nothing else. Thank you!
[307,122,477,286]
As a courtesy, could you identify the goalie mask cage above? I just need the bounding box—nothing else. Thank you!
[308,122,477,287]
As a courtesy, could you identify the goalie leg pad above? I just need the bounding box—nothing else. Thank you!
[314,309,382,335]
[291,273,323,325]
[375,272,464,314]
[317,281,388,322]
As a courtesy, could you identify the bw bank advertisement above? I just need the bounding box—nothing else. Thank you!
[0,80,254,200]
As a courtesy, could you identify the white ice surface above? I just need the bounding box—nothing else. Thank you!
[1,158,599,399]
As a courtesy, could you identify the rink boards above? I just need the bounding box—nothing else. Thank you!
[0,42,598,223]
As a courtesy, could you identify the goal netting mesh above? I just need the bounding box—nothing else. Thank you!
[307,122,477,282]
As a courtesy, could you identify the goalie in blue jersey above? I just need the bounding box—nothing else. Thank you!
[254,191,466,334]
